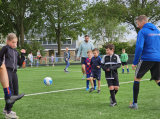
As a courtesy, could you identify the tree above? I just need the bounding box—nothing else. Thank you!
[85,1,130,43]
[108,0,160,33]
[43,0,86,56]
[0,0,47,47]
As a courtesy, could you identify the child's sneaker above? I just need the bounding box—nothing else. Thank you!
[3,108,16,115]
[89,87,94,92]
[86,88,89,91]
[97,90,100,93]
[94,86,97,90]
[5,111,18,119]
[129,101,138,109]
[65,71,69,73]
[63,69,66,72]
[110,102,117,106]
[82,75,85,80]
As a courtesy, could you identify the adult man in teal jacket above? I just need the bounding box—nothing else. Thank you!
[129,15,160,109]
[77,35,94,79]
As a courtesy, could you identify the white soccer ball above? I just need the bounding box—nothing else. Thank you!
[44,77,52,86]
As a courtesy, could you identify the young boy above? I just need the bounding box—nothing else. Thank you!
[89,48,101,93]
[0,33,26,118]
[101,43,121,106]
[83,50,96,91]
[120,49,129,73]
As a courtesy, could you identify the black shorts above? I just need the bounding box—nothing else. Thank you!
[90,71,101,81]
[106,78,119,87]
[135,60,160,80]
[122,62,127,66]
[81,57,86,64]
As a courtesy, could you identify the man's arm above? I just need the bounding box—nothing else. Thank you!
[77,44,82,58]
[133,30,145,65]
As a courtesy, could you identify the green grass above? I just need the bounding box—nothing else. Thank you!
[0,65,159,119]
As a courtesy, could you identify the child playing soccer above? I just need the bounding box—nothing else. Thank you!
[0,33,26,118]
[64,47,70,73]
[101,43,121,106]
[51,54,54,66]
[83,50,96,91]
[89,48,101,93]
[120,49,129,73]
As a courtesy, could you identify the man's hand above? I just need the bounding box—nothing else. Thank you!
[21,49,26,53]
[77,57,79,60]
[132,64,136,70]
[106,68,110,71]
[97,66,100,68]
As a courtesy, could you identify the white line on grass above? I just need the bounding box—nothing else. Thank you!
[0,79,150,100]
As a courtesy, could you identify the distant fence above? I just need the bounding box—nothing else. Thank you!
[23,54,135,67]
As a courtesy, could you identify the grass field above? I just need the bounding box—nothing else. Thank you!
[0,64,160,119]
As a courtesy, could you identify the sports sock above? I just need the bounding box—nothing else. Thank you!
[127,68,129,72]
[93,80,96,86]
[133,81,140,103]
[115,90,118,95]
[66,68,68,71]
[110,90,116,103]
[157,82,160,86]
[122,69,124,73]
[3,87,11,99]
[86,80,89,88]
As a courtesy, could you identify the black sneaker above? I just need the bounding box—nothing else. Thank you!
[97,90,100,93]
[110,102,117,106]
[89,87,94,92]
[6,93,25,104]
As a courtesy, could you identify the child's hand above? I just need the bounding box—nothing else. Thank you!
[87,63,90,65]
[21,49,26,53]
[97,66,100,68]
[106,68,110,71]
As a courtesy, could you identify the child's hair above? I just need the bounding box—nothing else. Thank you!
[7,33,17,41]
[92,48,99,52]
[85,35,89,37]
[30,52,32,53]
[51,54,53,55]
[66,47,68,50]
[87,50,92,54]
[105,43,115,50]
[122,49,125,51]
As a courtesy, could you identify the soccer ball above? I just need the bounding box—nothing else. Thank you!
[44,77,52,86]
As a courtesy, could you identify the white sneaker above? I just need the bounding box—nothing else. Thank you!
[5,111,18,119]
[3,108,16,115]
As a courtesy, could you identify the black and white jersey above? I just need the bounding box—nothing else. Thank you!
[101,54,121,79]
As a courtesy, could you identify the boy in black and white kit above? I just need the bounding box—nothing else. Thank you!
[101,43,121,106]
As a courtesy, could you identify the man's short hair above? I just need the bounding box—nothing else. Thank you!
[87,50,92,54]
[85,35,89,37]
[105,43,115,50]
[136,15,148,22]
[92,48,99,52]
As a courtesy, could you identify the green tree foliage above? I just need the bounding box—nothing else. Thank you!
[85,1,130,43]
[16,40,45,56]
[0,0,47,47]
[41,0,86,56]
[99,42,136,55]
[108,0,160,33]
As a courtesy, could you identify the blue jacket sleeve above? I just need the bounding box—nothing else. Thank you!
[133,30,145,65]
